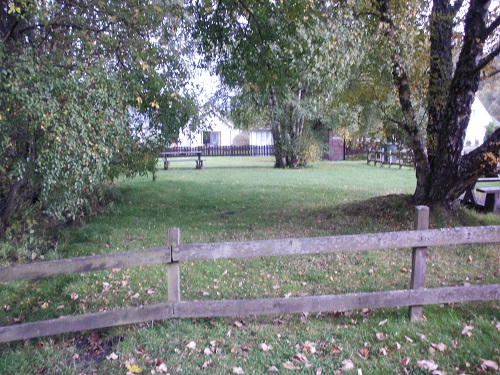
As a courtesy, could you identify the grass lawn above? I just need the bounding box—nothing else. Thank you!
[1,158,499,374]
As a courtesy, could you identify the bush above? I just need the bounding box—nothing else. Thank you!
[296,131,324,167]
[232,133,250,146]
[484,121,500,142]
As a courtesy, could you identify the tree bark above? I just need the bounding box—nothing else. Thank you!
[392,63,430,203]
[427,0,495,207]
[426,0,456,168]
[377,0,499,208]
[0,179,25,233]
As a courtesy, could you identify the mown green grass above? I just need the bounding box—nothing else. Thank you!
[1,158,499,374]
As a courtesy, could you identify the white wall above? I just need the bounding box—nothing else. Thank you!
[463,98,494,153]
[249,130,273,146]
[177,113,241,147]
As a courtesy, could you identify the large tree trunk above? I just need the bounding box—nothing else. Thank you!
[392,63,431,203]
[268,85,287,168]
[426,0,497,207]
[0,179,25,234]
[378,0,500,208]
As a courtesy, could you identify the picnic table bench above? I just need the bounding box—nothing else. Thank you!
[462,176,500,212]
[161,151,204,170]
[476,186,500,212]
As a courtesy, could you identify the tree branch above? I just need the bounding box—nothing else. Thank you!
[482,68,500,79]
[458,126,500,186]
[474,43,500,74]
[452,0,464,15]
[482,14,500,40]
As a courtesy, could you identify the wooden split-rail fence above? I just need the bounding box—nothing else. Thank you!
[0,206,499,343]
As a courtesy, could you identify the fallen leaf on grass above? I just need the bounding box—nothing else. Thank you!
[268,366,279,373]
[394,342,401,351]
[480,359,499,371]
[202,360,212,369]
[400,357,411,367]
[130,292,140,300]
[357,347,370,360]
[102,282,110,292]
[126,363,143,373]
[283,361,300,370]
[341,359,355,371]
[496,322,500,332]
[405,336,414,343]
[416,359,438,371]
[135,346,145,355]
[379,347,388,357]
[302,341,317,353]
[106,352,118,360]
[234,320,244,328]
[416,332,426,341]
[291,353,312,367]
[300,312,309,323]
[461,325,474,337]
[185,341,196,350]
[258,343,273,352]
[233,367,245,374]
[332,345,343,356]
[70,293,79,300]
[155,363,169,373]
[203,347,212,356]
[378,319,388,326]
[376,332,387,341]
[431,342,446,353]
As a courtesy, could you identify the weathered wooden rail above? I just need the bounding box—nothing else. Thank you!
[1,206,499,343]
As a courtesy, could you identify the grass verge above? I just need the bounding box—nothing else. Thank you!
[1,158,499,374]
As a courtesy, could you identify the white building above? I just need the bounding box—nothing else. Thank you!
[177,113,273,147]
[177,113,241,147]
[463,97,495,153]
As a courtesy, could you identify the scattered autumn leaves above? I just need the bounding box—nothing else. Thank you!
[91,313,499,374]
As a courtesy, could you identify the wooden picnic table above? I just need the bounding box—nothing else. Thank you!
[161,151,204,170]
[462,176,500,212]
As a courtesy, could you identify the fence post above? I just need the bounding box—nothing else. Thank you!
[409,205,429,322]
[167,227,181,303]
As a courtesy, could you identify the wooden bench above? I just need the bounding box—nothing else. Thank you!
[476,186,500,212]
[462,176,500,209]
[161,151,204,170]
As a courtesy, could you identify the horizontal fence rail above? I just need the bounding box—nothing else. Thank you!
[0,246,171,282]
[172,226,500,262]
[1,285,498,343]
[2,226,498,283]
[1,206,499,343]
